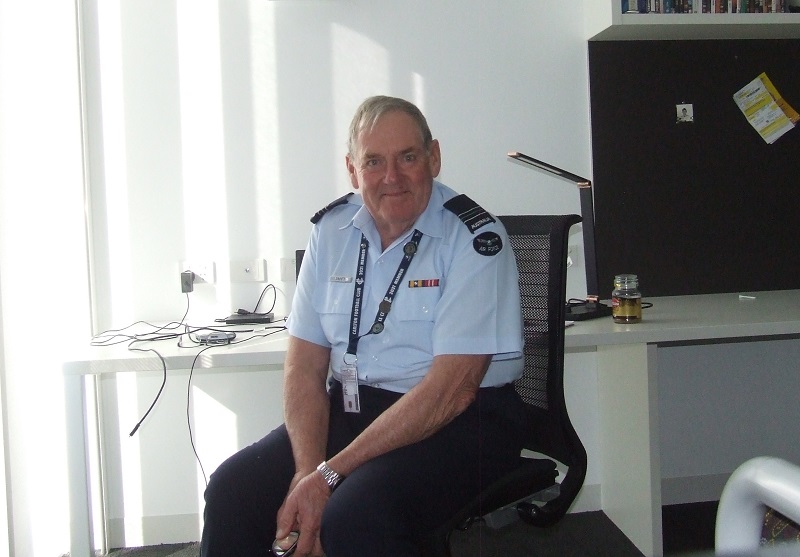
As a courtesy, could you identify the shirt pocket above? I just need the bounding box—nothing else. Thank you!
[392,286,441,323]
[313,281,353,342]
[381,287,440,369]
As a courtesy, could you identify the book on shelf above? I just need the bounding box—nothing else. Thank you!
[625,0,790,11]
[622,0,650,12]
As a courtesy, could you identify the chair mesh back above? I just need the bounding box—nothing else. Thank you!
[507,232,551,410]
[428,214,587,542]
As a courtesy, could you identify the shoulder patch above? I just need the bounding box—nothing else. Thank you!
[310,192,355,224]
[473,231,503,256]
[443,194,495,234]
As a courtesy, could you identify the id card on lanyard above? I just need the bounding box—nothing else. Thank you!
[343,230,422,413]
[341,362,360,413]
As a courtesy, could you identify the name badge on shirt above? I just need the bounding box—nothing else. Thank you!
[341,363,361,413]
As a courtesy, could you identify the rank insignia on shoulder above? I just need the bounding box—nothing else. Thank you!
[310,192,355,224]
[473,231,503,256]
[443,194,495,233]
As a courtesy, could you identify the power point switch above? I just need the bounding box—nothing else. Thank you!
[180,271,195,293]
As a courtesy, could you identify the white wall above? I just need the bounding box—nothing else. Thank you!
[0,2,92,556]
[82,0,595,546]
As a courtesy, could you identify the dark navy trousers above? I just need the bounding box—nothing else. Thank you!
[200,381,526,557]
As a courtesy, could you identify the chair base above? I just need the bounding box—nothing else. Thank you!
[483,485,561,529]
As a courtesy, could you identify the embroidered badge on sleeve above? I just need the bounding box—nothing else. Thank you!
[473,231,503,256]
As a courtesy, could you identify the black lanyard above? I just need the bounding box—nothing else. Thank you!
[346,229,423,358]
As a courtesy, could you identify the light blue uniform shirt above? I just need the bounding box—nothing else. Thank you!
[287,181,523,393]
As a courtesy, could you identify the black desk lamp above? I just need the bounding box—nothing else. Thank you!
[507,151,612,321]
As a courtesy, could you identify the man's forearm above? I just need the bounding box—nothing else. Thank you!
[283,337,332,476]
[327,353,491,478]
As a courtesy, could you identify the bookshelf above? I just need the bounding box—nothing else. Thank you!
[586,0,800,39]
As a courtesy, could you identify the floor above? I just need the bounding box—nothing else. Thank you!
[97,502,721,556]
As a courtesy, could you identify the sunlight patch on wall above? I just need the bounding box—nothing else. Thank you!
[331,23,390,170]
[176,0,232,307]
[192,386,238,512]
[97,0,134,322]
[116,372,144,545]
[412,72,427,116]
[249,3,283,258]
[1,0,91,553]
[329,25,430,181]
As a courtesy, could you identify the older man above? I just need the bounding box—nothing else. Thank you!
[201,96,526,557]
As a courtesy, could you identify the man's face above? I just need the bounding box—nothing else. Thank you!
[346,110,441,239]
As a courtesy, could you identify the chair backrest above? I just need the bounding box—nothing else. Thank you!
[499,214,587,525]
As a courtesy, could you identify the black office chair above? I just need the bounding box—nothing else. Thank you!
[425,214,587,557]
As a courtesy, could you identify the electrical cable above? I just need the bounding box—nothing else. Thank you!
[215,283,279,323]
[91,294,191,346]
[126,344,167,437]
[88,290,289,488]
[251,283,277,314]
[185,344,216,487]
[97,294,192,435]
[185,324,288,487]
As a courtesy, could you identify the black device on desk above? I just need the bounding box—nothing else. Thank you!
[224,312,274,325]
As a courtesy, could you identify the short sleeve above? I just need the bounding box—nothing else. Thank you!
[431,219,522,360]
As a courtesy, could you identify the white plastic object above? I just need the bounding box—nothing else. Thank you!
[716,456,800,555]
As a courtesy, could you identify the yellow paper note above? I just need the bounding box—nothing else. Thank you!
[733,73,796,144]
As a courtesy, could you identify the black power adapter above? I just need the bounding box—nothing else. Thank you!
[180,271,195,293]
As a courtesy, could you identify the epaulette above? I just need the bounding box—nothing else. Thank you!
[310,192,355,224]
[443,194,495,234]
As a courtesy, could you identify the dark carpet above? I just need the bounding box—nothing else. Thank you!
[103,543,199,557]
[97,503,720,556]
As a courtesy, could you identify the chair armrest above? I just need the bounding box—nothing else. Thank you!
[716,456,800,554]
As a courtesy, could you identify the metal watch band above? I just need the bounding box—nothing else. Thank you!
[316,461,343,491]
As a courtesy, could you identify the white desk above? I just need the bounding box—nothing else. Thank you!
[564,290,800,556]
[64,291,800,557]
[63,330,290,557]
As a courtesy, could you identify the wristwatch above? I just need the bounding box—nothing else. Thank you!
[316,461,343,492]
